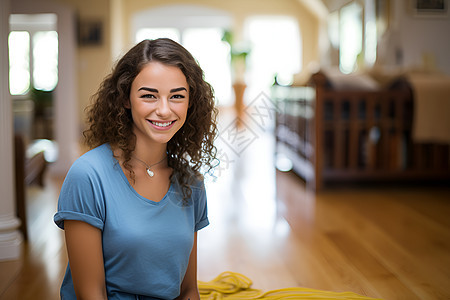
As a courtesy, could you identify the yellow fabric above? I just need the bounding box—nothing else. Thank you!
[198,272,382,300]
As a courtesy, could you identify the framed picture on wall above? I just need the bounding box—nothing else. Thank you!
[411,0,449,17]
[77,19,103,46]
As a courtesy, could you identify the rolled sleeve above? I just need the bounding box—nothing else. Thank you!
[54,158,106,231]
[194,180,209,232]
[54,211,104,230]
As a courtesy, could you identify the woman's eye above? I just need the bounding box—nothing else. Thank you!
[141,94,156,99]
[171,94,185,99]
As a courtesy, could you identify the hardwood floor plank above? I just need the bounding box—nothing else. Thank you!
[326,231,420,300]
[0,260,21,296]
[308,233,381,298]
[398,188,450,228]
[343,193,450,278]
[335,195,450,300]
[277,180,381,298]
[278,233,337,290]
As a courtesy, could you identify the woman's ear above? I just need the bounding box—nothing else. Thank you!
[124,98,131,109]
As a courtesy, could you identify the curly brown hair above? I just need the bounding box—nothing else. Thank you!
[84,38,218,200]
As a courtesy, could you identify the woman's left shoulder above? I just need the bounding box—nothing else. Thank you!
[189,175,205,191]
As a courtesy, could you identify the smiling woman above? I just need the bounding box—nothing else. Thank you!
[53,38,218,300]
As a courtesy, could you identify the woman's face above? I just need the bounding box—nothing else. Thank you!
[128,62,189,146]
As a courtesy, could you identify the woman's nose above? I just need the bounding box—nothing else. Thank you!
[155,98,170,116]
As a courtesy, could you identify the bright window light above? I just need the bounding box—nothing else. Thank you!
[339,2,363,73]
[136,28,180,43]
[135,27,232,106]
[245,17,302,99]
[183,28,231,106]
[364,0,377,67]
[33,31,58,91]
[365,20,377,66]
[9,31,30,95]
[328,11,340,49]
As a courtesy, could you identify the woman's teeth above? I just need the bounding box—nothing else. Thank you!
[151,121,173,127]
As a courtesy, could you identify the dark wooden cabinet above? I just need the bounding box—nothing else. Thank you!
[273,71,450,190]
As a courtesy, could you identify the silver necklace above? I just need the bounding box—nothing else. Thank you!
[132,154,167,178]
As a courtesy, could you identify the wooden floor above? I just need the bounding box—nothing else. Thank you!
[1,110,450,299]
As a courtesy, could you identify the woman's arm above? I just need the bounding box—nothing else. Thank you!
[176,232,200,300]
[64,220,107,300]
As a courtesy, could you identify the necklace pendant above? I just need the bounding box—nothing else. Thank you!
[146,168,154,177]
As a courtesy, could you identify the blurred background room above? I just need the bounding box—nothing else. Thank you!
[1,0,450,299]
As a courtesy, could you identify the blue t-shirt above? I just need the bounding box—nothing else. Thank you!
[54,144,209,300]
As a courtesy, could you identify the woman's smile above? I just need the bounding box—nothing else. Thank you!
[148,119,176,129]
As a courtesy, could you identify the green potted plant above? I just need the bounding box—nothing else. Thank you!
[30,87,53,118]
[30,87,53,139]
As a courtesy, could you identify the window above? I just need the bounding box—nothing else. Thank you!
[8,31,30,95]
[328,11,340,49]
[364,0,377,67]
[9,14,58,96]
[183,28,231,105]
[135,28,180,44]
[33,31,58,91]
[339,2,363,73]
[244,17,302,100]
[132,5,232,105]
[329,1,378,73]
[135,27,231,106]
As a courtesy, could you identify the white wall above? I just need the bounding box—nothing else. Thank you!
[392,1,450,74]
